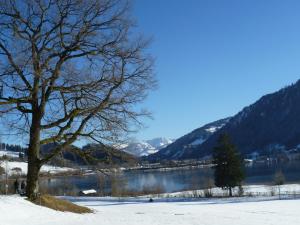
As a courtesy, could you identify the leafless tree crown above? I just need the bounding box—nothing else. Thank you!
[0,0,155,161]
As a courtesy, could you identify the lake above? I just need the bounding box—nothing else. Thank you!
[41,161,300,196]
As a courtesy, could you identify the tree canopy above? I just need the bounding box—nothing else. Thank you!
[213,133,245,196]
[0,0,155,199]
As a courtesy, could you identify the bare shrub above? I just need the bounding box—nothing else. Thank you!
[269,186,276,196]
[39,179,79,196]
[203,177,214,198]
[238,185,244,197]
[274,170,285,199]
[110,175,128,197]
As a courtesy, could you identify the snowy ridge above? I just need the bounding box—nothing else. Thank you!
[146,137,173,149]
[121,137,174,157]
[147,118,231,161]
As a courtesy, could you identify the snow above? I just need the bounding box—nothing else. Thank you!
[1,193,300,225]
[114,143,129,149]
[123,142,156,157]
[205,126,218,133]
[146,137,173,149]
[159,184,300,198]
[205,126,223,133]
[189,138,205,146]
[187,129,226,148]
[204,122,227,134]
[0,161,73,175]
[81,189,97,195]
[122,138,174,157]
[0,151,22,158]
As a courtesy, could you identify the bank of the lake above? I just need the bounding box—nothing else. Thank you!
[39,161,300,196]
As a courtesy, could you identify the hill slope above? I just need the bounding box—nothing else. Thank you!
[146,118,230,161]
[183,80,300,159]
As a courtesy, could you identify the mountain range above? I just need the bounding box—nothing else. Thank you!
[147,80,300,161]
[146,118,230,161]
[121,137,174,157]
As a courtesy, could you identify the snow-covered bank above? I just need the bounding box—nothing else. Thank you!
[1,195,300,225]
[157,184,300,198]
[0,161,73,175]
[0,151,21,158]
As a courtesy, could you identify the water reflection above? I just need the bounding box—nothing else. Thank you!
[41,161,300,195]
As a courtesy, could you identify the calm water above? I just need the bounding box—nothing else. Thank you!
[41,161,300,195]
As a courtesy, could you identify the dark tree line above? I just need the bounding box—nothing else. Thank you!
[0,142,27,153]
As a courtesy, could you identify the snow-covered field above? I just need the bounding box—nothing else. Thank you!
[0,161,73,175]
[160,184,300,198]
[0,151,21,158]
[1,194,300,225]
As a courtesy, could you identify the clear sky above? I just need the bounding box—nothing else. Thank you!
[131,0,300,141]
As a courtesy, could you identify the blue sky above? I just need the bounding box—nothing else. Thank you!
[132,0,300,141]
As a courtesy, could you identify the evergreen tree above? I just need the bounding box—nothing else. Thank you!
[213,133,245,197]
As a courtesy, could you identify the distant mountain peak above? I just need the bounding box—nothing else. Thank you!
[133,80,300,161]
[121,137,174,157]
[146,118,231,161]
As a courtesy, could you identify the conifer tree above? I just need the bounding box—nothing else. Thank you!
[213,133,245,197]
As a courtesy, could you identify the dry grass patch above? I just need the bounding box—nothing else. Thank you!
[31,195,92,214]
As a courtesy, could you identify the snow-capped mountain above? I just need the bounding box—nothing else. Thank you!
[146,137,174,150]
[147,118,230,161]
[121,138,174,157]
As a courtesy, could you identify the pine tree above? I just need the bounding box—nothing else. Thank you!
[213,133,245,197]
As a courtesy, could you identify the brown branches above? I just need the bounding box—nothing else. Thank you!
[0,0,155,166]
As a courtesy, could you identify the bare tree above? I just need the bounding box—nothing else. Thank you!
[274,170,285,199]
[0,0,155,200]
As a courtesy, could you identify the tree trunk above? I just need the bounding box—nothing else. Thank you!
[229,187,232,197]
[26,113,41,201]
[26,160,41,200]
